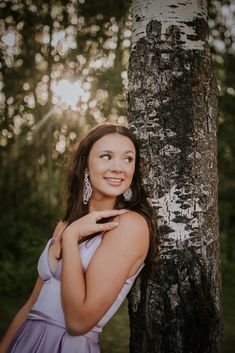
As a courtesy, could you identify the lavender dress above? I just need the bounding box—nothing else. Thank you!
[7,228,145,353]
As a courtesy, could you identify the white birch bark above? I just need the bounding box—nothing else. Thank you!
[127,1,223,352]
[132,0,207,49]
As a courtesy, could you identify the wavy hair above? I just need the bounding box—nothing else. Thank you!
[62,123,158,269]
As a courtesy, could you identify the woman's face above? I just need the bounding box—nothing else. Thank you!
[87,133,136,201]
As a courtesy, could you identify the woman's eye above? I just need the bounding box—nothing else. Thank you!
[125,156,134,163]
[100,154,110,160]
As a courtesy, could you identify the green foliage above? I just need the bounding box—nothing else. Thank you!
[209,1,235,263]
[0,187,60,298]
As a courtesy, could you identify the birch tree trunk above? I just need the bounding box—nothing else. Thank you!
[127,1,223,353]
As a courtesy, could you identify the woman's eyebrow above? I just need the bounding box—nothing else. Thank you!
[99,149,135,154]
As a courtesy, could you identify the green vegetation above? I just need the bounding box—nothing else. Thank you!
[100,300,129,353]
[222,265,235,353]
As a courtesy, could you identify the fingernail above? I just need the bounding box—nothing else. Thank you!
[120,209,129,212]
[109,222,119,227]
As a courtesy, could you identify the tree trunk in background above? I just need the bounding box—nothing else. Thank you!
[127,1,223,352]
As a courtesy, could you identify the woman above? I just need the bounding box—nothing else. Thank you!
[0,123,157,353]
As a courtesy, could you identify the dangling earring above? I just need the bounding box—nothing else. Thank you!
[83,172,93,205]
[123,187,133,201]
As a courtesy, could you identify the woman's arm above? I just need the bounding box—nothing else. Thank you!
[61,211,149,335]
[0,276,43,353]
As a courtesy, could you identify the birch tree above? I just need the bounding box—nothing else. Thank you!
[127,1,223,352]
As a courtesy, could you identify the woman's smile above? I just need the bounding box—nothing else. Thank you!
[104,177,124,186]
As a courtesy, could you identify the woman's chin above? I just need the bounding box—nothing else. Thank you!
[99,188,125,199]
[105,191,124,198]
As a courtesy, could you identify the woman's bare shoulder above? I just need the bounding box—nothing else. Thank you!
[102,210,150,257]
[117,210,149,233]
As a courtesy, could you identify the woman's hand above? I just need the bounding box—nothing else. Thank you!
[62,209,128,241]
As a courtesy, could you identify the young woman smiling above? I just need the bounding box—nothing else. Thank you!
[0,123,157,353]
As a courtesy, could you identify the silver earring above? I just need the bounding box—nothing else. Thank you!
[123,187,132,201]
[83,172,93,205]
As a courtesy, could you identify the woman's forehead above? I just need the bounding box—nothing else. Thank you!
[91,133,136,153]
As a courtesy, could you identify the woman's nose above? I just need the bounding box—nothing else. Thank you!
[110,159,123,173]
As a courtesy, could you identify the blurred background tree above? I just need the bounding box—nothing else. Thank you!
[0,0,234,352]
[209,1,235,352]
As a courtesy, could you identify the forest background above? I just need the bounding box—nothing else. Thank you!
[0,1,234,352]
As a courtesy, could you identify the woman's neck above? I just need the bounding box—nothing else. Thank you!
[88,196,116,212]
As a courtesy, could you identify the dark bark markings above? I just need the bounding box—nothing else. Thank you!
[128,18,222,353]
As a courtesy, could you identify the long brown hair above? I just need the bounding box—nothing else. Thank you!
[63,123,158,269]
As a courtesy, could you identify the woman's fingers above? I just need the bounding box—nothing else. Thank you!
[65,209,128,238]
[66,220,120,240]
[98,222,119,231]
[83,222,119,236]
[95,209,128,221]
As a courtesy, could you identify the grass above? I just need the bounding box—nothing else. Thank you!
[100,299,129,353]
[221,264,235,353]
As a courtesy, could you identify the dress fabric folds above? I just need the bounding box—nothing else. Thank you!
[7,233,145,353]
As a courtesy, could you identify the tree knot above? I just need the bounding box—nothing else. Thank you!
[146,20,162,42]
[165,25,182,47]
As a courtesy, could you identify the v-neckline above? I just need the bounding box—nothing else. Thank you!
[46,234,103,276]
[47,238,62,277]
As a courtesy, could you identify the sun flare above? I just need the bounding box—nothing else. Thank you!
[52,79,90,110]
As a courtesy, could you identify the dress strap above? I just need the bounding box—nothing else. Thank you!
[53,222,68,240]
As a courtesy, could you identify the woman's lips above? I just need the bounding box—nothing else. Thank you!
[104,177,123,186]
